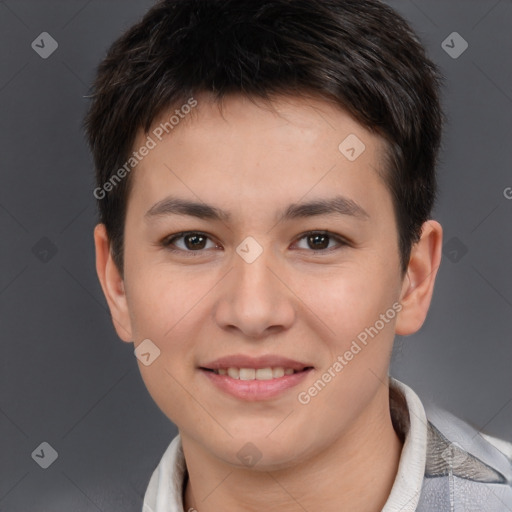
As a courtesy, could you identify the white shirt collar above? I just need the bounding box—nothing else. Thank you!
[143,377,428,512]
[383,377,428,511]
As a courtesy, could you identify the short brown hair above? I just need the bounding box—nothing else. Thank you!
[85,0,444,276]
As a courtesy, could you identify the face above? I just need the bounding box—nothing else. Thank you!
[96,93,434,470]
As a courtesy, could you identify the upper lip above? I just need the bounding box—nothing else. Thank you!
[200,354,313,371]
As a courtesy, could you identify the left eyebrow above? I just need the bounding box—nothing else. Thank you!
[145,196,231,222]
[277,195,370,222]
[144,194,370,223]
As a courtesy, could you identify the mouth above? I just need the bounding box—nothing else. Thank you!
[198,354,314,400]
[200,366,313,380]
[199,361,314,401]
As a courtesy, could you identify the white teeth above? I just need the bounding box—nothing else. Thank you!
[255,368,273,380]
[272,367,285,378]
[216,366,303,380]
[227,367,240,379]
[239,368,255,380]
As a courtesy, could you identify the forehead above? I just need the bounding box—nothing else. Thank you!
[127,93,391,221]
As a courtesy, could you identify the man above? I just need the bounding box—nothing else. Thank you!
[85,1,512,510]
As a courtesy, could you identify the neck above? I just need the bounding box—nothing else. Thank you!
[183,384,403,512]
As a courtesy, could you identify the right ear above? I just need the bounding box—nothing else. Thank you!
[93,223,133,342]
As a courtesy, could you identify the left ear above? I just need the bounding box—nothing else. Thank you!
[395,220,443,335]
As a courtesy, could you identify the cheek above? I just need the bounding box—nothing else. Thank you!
[124,260,206,339]
[294,269,399,424]
[124,265,211,398]
[294,261,398,341]
[127,275,205,427]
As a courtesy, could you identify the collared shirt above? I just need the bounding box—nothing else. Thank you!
[142,378,512,511]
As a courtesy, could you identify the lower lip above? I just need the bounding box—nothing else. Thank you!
[200,368,313,401]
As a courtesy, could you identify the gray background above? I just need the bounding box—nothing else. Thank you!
[1,1,511,510]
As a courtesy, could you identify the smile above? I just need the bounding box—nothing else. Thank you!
[200,366,314,401]
[204,367,311,380]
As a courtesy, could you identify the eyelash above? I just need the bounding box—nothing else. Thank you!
[160,230,349,256]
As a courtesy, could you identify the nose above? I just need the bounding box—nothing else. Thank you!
[213,245,296,339]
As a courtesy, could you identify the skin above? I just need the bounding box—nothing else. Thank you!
[94,93,443,512]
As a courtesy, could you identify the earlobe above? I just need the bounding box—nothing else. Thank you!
[395,220,443,336]
[93,224,133,342]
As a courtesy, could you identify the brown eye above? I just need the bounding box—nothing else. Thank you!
[182,233,207,250]
[162,231,218,253]
[294,231,347,252]
[306,233,330,250]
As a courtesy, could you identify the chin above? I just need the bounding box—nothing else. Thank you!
[210,435,312,472]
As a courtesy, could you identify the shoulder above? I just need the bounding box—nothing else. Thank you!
[417,405,512,511]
